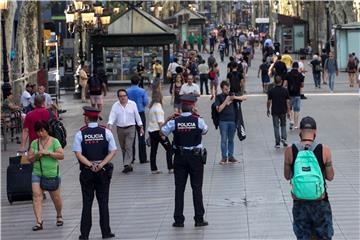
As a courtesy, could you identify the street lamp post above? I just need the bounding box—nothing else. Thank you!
[1,0,11,99]
[64,0,110,98]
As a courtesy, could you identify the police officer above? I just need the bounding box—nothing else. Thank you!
[161,95,209,227]
[73,106,117,240]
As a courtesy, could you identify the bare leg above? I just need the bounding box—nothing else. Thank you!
[32,183,43,224]
[49,188,63,218]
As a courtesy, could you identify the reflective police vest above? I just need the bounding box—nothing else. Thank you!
[80,125,109,162]
[173,115,202,147]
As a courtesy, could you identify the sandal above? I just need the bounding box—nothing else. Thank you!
[56,215,63,226]
[32,221,43,231]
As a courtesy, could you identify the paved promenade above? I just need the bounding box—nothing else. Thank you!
[1,48,359,239]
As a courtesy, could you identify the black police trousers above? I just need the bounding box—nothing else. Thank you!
[173,153,205,223]
[79,168,112,237]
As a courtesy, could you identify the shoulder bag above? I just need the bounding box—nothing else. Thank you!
[38,141,60,191]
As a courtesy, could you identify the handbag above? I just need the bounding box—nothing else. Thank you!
[38,141,60,191]
[39,161,60,191]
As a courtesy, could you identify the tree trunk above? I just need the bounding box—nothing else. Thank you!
[13,0,39,82]
[3,1,17,83]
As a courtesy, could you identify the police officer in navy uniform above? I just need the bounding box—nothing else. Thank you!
[161,95,209,227]
[73,106,117,240]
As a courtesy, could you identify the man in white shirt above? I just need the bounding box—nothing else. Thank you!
[167,58,181,94]
[198,60,210,95]
[107,89,144,173]
[179,74,200,97]
[21,83,33,113]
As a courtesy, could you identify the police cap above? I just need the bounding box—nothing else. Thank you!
[180,95,197,105]
[83,106,101,117]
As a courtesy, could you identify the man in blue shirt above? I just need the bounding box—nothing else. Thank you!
[127,75,149,164]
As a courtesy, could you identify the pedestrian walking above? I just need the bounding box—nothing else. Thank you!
[269,54,287,83]
[27,120,64,231]
[267,76,291,148]
[284,116,334,240]
[198,60,210,95]
[209,34,216,52]
[320,49,328,85]
[172,74,184,113]
[202,35,208,53]
[347,53,357,87]
[107,89,144,173]
[209,63,220,100]
[161,95,209,228]
[258,59,270,93]
[86,69,107,112]
[283,62,304,130]
[136,61,146,88]
[227,64,244,96]
[152,60,163,82]
[73,106,117,240]
[189,33,195,50]
[281,50,293,70]
[298,55,308,99]
[147,92,173,174]
[167,58,181,94]
[20,95,58,151]
[127,75,149,164]
[197,34,202,52]
[79,63,88,103]
[324,52,338,93]
[218,39,226,62]
[215,81,247,164]
[179,74,200,97]
[310,55,322,88]
[207,51,216,68]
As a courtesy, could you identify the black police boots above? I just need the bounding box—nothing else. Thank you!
[102,233,115,239]
[195,221,209,227]
[172,222,184,227]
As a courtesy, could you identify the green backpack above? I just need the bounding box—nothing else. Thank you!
[292,142,325,200]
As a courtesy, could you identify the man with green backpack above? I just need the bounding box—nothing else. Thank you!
[284,116,334,240]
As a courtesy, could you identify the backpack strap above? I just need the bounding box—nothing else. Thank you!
[47,109,55,120]
[293,141,318,152]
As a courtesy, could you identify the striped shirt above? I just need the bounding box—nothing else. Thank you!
[147,103,164,132]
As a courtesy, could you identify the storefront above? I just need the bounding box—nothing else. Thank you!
[334,22,360,71]
[164,8,206,45]
[89,6,176,83]
[273,14,307,53]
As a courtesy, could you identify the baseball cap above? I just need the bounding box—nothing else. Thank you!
[300,116,317,130]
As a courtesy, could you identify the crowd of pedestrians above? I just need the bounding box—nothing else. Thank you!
[3,24,359,240]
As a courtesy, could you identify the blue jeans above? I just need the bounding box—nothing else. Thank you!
[219,121,236,159]
[313,72,321,87]
[328,72,335,91]
[272,114,287,145]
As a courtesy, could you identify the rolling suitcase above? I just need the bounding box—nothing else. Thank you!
[7,162,33,204]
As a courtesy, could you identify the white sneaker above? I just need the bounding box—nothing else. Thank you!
[151,170,162,174]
